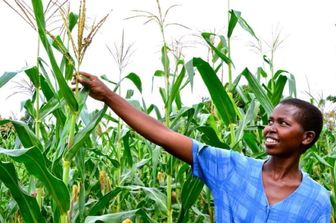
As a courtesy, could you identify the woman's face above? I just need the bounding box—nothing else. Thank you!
[262,104,307,157]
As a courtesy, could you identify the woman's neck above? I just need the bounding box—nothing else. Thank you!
[263,156,301,180]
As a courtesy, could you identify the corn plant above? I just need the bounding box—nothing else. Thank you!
[0,1,334,222]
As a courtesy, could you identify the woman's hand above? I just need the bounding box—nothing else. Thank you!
[77,72,112,102]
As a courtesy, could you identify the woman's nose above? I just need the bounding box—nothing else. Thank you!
[264,124,276,133]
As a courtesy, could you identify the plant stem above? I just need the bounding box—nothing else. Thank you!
[35,36,43,209]
[115,66,123,212]
[229,123,235,148]
[36,187,43,208]
[227,0,232,86]
[155,0,172,221]
[60,213,67,223]
[63,160,70,185]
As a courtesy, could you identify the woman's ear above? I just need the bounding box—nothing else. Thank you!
[302,131,316,146]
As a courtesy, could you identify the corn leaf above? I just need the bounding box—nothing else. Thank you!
[230,10,258,40]
[65,105,108,160]
[122,132,133,167]
[39,97,65,120]
[25,66,40,88]
[271,75,287,105]
[243,132,263,154]
[52,36,75,81]
[69,12,78,32]
[241,68,273,115]
[169,66,185,108]
[185,59,195,90]
[0,147,70,213]
[161,45,170,75]
[142,187,167,212]
[227,10,239,38]
[193,57,237,126]
[40,75,66,125]
[125,72,142,93]
[197,126,229,149]
[88,188,123,215]
[333,160,336,203]
[0,70,25,88]
[85,209,139,223]
[313,153,332,168]
[201,33,233,66]
[288,73,297,97]
[0,161,46,223]
[235,99,258,143]
[177,173,204,223]
[24,99,36,118]
[31,0,78,112]
[0,120,43,150]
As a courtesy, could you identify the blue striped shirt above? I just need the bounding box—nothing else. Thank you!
[192,140,331,222]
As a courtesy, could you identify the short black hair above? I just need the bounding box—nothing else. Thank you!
[279,98,323,149]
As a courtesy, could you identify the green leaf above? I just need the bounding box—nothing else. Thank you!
[227,10,239,38]
[25,66,40,88]
[193,57,237,126]
[197,126,229,149]
[241,68,274,115]
[125,72,142,93]
[169,66,186,108]
[273,69,288,80]
[101,75,117,85]
[85,209,140,223]
[0,120,43,150]
[0,70,24,88]
[142,187,167,212]
[65,106,108,160]
[0,162,46,223]
[154,70,165,77]
[122,185,167,212]
[231,10,258,40]
[243,132,263,154]
[288,73,297,98]
[177,173,204,223]
[257,67,268,78]
[51,36,75,81]
[88,188,123,215]
[333,160,336,202]
[185,59,195,90]
[235,99,258,143]
[39,97,65,120]
[313,153,332,168]
[69,12,78,32]
[122,132,133,167]
[24,99,36,118]
[0,147,70,213]
[31,0,78,112]
[201,33,233,66]
[271,75,287,105]
[40,75,66,125]
[161,45,170,75]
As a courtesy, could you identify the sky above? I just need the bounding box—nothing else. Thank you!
[1,0,336,118]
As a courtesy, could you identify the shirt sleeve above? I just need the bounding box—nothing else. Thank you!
[316,208,331,223]
[316,197,331,223]
[192,139,238,190]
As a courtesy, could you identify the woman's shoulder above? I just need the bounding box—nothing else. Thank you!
[302,172,331,206]
[192,139,263,170]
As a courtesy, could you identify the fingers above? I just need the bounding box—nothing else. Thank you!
[79,71,94,80]
[72,72,91,85]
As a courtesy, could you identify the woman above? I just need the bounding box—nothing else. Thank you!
[78,71,331,222]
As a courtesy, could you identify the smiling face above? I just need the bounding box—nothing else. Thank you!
[262,104,314,157]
